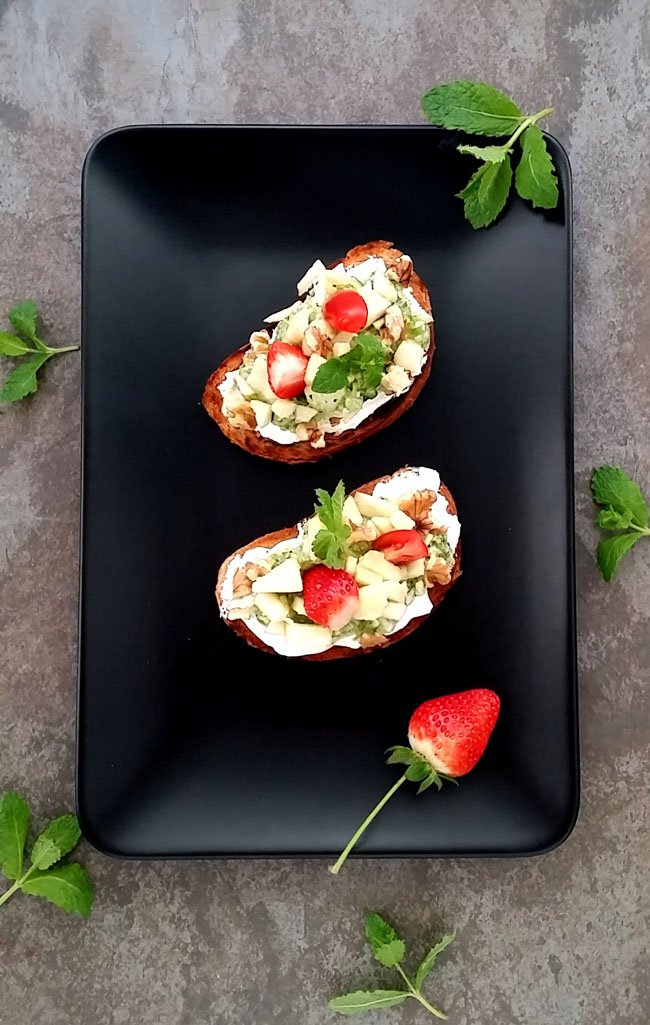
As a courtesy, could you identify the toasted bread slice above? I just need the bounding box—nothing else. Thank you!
[216,468,460,660]
[203,242,434,463]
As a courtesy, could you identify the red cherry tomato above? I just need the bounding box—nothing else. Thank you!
[372,529,428,565]
[323,290,368,333]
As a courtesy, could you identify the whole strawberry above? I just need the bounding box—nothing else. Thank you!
[330,688,500,875]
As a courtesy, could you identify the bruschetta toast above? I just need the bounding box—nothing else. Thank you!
[216,467,461,659]
[203,242,434,462]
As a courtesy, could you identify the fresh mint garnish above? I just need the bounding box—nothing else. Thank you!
[329,911,454,1019]
[0,792,93,916]
[312,481,351,569]
[591,466,649,580]
[312,333,388,395]
[421,80,558,228]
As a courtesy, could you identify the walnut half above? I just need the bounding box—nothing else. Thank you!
[232,562,268,598]
[226,402,257,430]
[359,632,389,649]
[426,557,452,586]
[399,490,438,531]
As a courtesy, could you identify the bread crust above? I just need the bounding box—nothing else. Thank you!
[202,242,434,463]
[216,470,460,660]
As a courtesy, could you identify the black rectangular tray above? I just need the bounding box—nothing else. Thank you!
[78,125,577,858]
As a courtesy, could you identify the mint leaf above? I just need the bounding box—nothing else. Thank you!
[30,814,81,870]
[596,507,634,531]
[458,157,513,229]
[21,863,94,917]
[592,466,649,528]
[421,80,523,136]
[0,793,30,880]
[365,913,406,967]
[8,300,39,342]
[597,533,641,582]
[458,143,508,162]
[0,332,31,357]
[329,990,409,1015]
[312,482,351,568]
[414,932,455,991]
[514,124,559,209]
[0,353,50,402]
[312,358,348,393]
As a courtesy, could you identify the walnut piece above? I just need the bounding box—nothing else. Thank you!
[381,364,411,395]
[426,557,452,587]
[399,490,439,531]
[296,424,326,448]
[385,254,413,285]
[227,606,251,621]
[359,632,389,649]
[232,562,268,598]
[249,329,271,353]
[384,304,405,342]
[226,401,257,430]
[302,324,334,358]
[348,522,379,544]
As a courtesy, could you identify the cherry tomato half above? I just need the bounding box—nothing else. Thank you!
[372,529,428,565]
[322,290,368,333]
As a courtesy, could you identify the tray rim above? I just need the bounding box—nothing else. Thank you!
[77,123,578,860]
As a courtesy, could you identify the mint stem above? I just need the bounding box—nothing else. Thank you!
[0,863,36,908]
[395,964,447,1020]
[329,772,408,875]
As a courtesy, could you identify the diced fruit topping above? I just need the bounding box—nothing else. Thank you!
[322,290,368,333]
[267,340,309,399]
[251,558,303,593]
[372,529,428,565]
[408,689,501,777]
[302,566,359,630]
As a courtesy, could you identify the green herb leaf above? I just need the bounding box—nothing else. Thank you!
[405,760,432,782]
[365,912,406,967]
[8,300,39,342]
[596,507,634,531]
[421,80,523,136]
[311,358,348,393]
[0,331,32,357]
[414,932,456,991]
[591,466,649,528]
[514,124,559,209]
[458,143,508,163]
[0,792,30,880]
[458,156,513,229]
[21,863,94,917]
[0,353,50,403]
[312,481,351,569]
[30,814,81,870]
[597,533,641,582]
[329,990,409,1015]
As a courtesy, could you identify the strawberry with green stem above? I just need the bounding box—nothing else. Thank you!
[330,689,500,875]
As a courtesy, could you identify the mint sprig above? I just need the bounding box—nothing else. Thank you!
[311,333,387,395]
[421,80,558,228]
[312,481,351,569]
[591,466,649,581]
[0,301,79,402]
[0,792,93,916]
[329,912,454,1019]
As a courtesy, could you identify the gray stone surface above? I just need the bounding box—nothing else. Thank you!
[0,1,649,1022]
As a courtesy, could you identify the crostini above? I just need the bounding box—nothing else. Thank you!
[216,467,461,659]
[203,242,434,462]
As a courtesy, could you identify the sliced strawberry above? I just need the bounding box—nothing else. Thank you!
[267,340,309,399]
[323,290,368,333]
[302,566,359,630]
[408,689,500,777]
[372,529,428,565]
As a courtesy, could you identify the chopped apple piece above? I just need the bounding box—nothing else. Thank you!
[394,340,423,375]
[360,282,391,325]
[254,592,290,622]
[250,400,272,427]
[371,515,393,535]
[385,580,408,602]
[266,620,287,636]
[271,398,297,419]
[345,555,358,576]
[295,405,317,423]
[390,509,416,530]
[404,558,426,579]
[297,259,326,295]
[305,353,327,387]
[358,550,402,582]
[247,355,277,402]
[343,495,363,526]
[355,583,390,620]
[285,621,332,652]
[373,274,398,303]
[292,596,307,616]
[383,602,407,621]
[333,340,352,357]
[252,558,303,593]
[355,564,384,586]
[284,306,311,344]
[354,491,396,519]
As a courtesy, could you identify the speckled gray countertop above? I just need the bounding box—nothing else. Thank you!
[1,2,649,1023]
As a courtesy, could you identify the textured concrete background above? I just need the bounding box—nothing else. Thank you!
[1,1,649,1023]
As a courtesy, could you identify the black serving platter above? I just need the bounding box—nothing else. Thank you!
[78,126,577,858]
